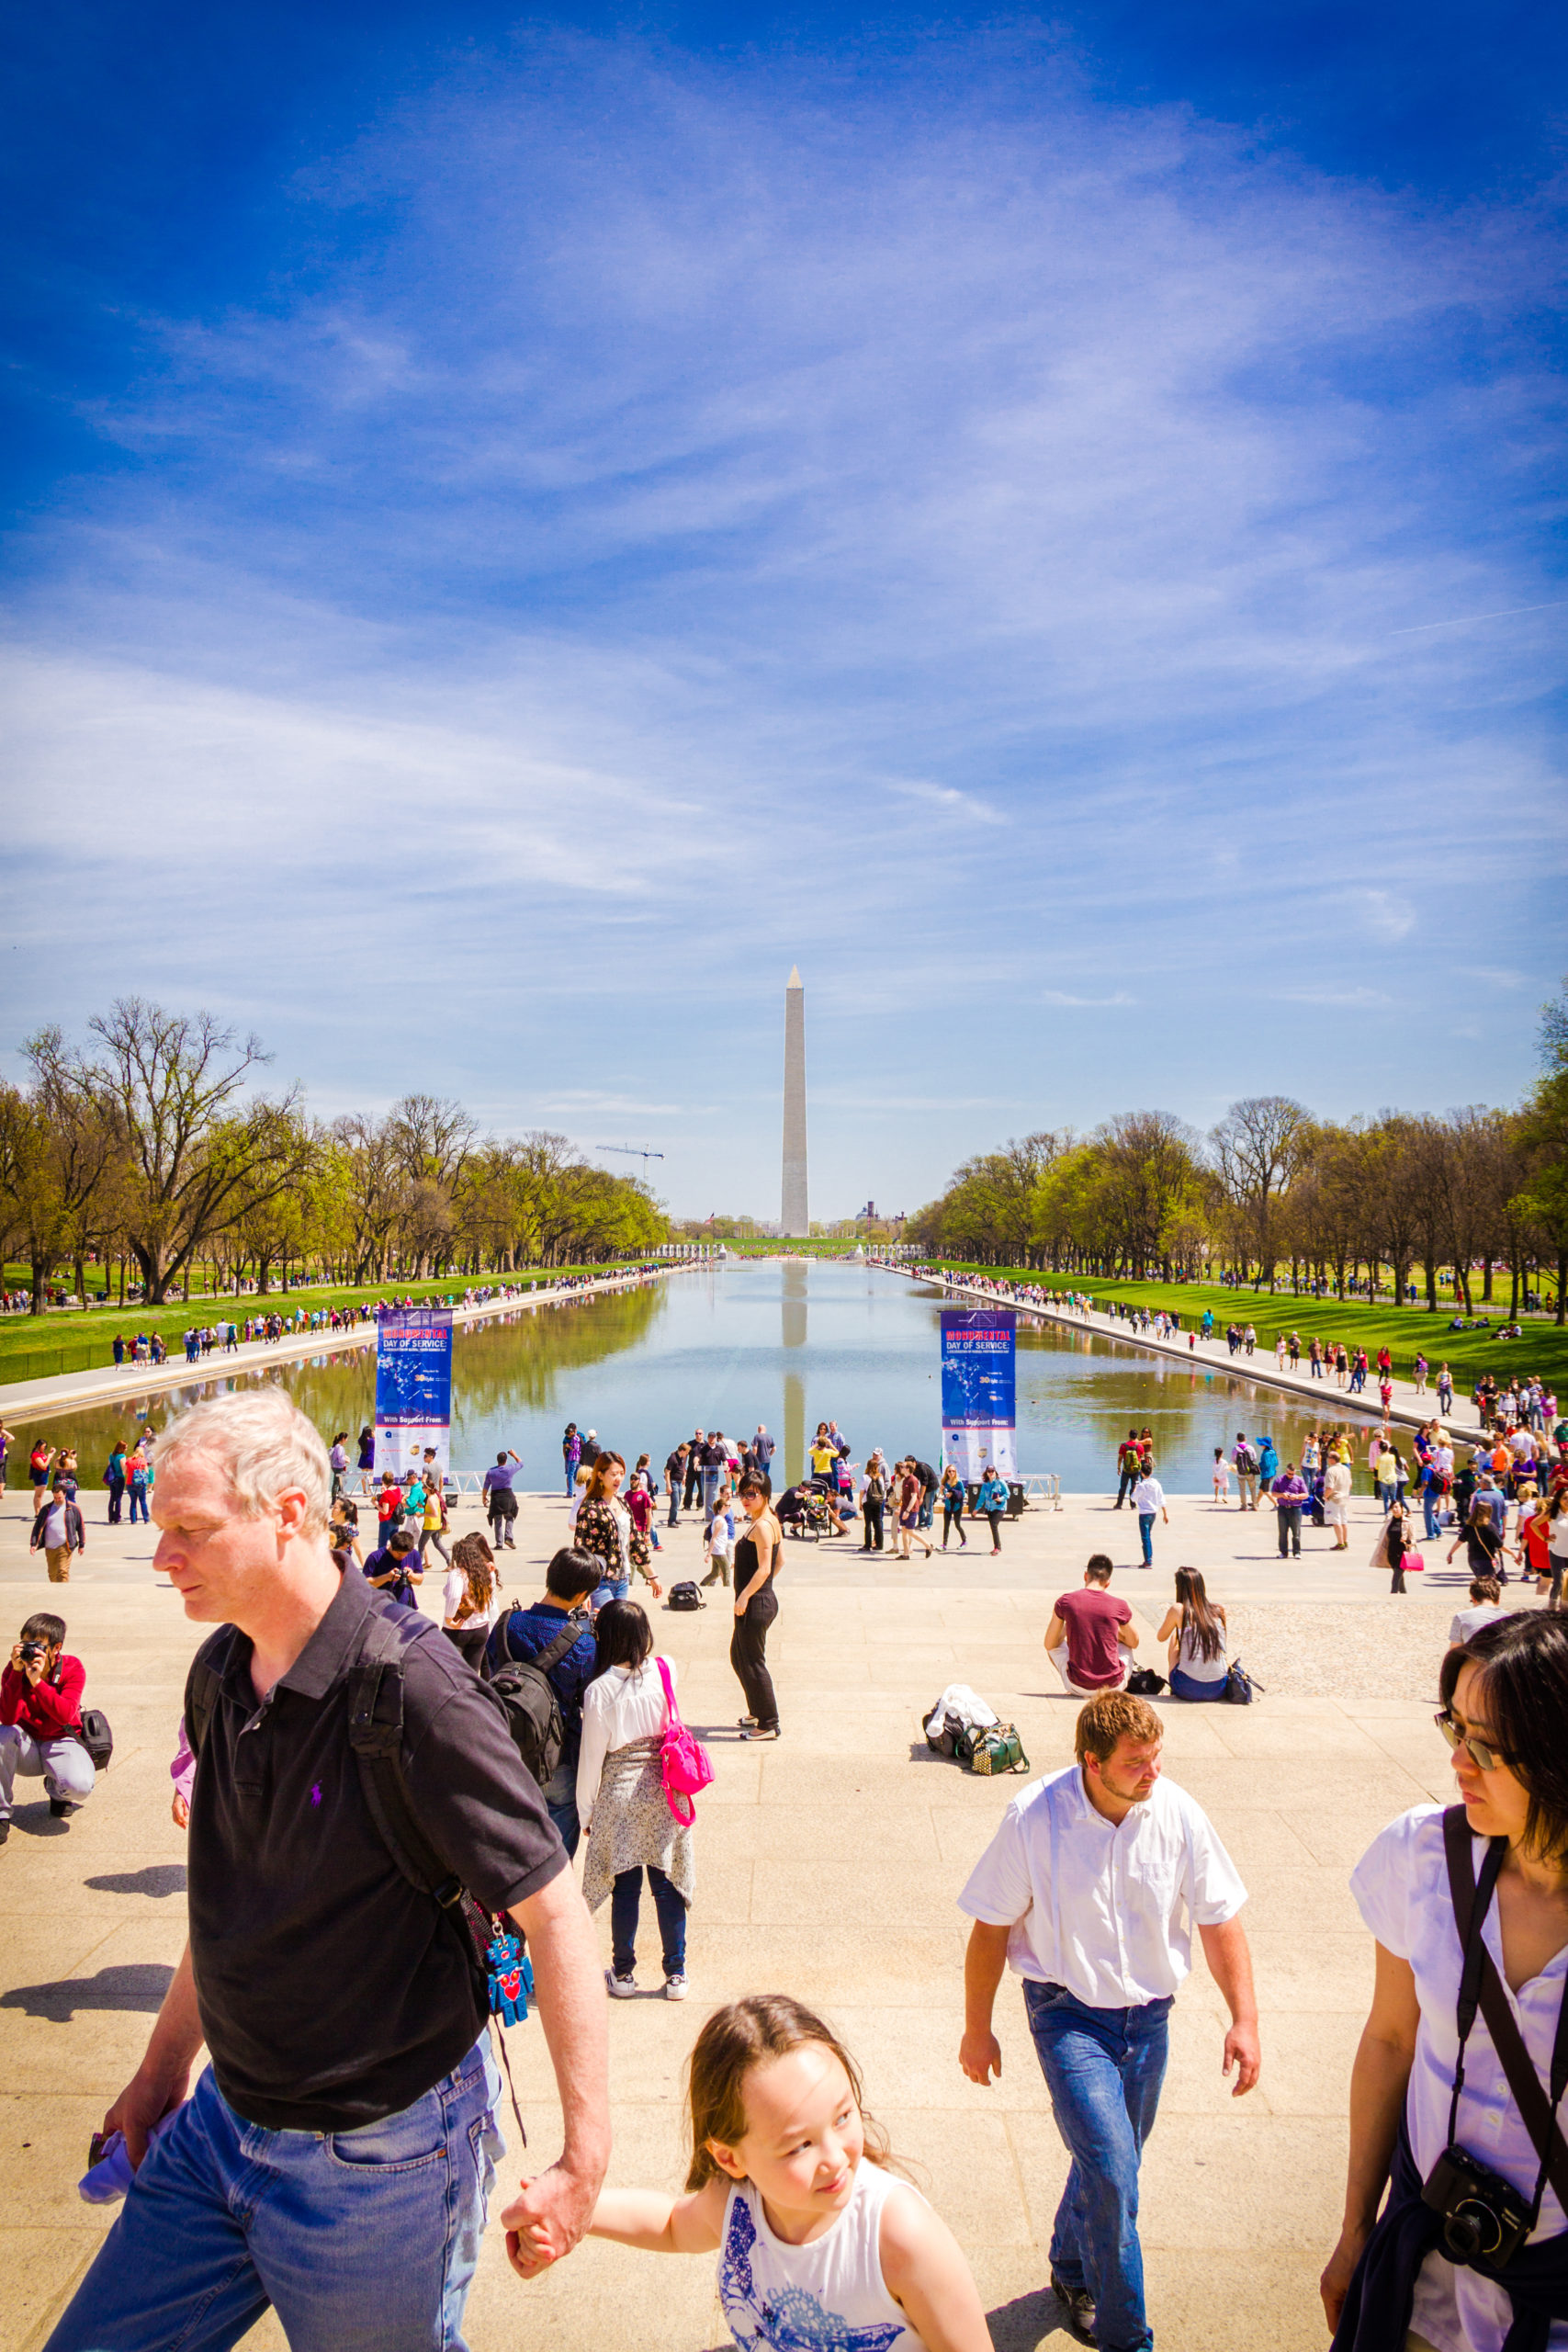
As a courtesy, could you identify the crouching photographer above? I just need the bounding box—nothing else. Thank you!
[1322,1610,1568,2350]
[0,1612,97,1841]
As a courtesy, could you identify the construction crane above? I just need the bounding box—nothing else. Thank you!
[597,1143,665,1166]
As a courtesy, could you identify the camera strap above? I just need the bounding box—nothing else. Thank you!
[1444,1804,1568,2223]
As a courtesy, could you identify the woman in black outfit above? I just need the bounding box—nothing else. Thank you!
[731,1473,782,1740]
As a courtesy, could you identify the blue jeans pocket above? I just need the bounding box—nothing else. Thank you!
[326,2109,448,2172]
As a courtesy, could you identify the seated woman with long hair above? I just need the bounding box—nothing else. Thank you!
[1154,1568,1229,1702]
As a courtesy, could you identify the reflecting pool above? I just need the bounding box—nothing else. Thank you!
[17,1259,1380,1495]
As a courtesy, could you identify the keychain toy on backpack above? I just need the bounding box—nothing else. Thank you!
[484,1919,535,2027]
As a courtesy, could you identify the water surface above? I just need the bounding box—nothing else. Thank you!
[17,1260,1378,1495]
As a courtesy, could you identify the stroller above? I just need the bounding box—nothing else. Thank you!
[776,1482,840,1542]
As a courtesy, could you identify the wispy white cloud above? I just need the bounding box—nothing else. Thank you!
[1348,891,1418,943]
[3,30,1562,1214]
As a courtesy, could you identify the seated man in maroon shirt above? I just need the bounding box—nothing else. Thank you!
[1044,1556,1139,1696]
[0,1611,96,1841]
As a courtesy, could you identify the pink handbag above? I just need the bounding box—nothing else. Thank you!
[657,1657,713,1826]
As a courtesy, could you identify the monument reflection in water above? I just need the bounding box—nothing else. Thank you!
[15,1259,1374,1495]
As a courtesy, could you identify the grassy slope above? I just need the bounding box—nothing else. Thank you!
[923,1263,1568,1392]
[0,1264,657,1381]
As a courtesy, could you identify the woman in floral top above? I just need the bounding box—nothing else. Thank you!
[576,1452,661,1609]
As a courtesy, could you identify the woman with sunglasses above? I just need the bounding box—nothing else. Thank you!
[1321,1611,1568,2350]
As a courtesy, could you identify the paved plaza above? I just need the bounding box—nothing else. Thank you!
[0,1479,1498,2352]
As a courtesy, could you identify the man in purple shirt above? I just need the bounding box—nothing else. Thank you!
[1270,1464,1309,1559]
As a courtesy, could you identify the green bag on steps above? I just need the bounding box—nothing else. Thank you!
[969,1723,1030,1776]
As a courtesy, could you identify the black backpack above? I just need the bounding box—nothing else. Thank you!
[488,1612,587,1789]
[667,1581,704,1611]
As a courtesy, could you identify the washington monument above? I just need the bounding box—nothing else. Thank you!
[782,966,808,1237]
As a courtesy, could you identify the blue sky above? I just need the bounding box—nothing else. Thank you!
[3,1,1563,1221]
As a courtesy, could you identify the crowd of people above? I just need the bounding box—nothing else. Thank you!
[11,1336,1568,2352]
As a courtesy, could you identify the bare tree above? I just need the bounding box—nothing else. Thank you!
[48,1001,306,1303]
[1209,1096,1311,1287]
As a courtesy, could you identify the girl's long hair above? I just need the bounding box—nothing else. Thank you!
[1174,1566,1224,1664]
[450,1531,495,1620]
[592,1597,652,1681]
[684,1996,893,2190]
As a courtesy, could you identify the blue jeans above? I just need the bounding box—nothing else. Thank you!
[667,1487,680,1526]
[564,1461,578,1497]
[591,1575,629,1612]
[1422,1489,1441,1541]
[1136,1511,1155,1565]
[545,1766,581,1860]
[1168,1666,1227,1703]
[128,1485,149,1523]
[701,1469,722,1521]
[107,1480,124,1523]
[46,2041,502,2352]
[1024,1981,1171,2352]
[611,1864,687,1978]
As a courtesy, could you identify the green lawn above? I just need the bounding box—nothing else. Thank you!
[0,1262,663,1386]
[921,1263,1568,1394]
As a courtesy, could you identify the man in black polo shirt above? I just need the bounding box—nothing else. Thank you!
[49,1390,608,2352]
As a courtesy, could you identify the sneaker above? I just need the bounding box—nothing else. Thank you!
[1050,2270,1098,2345]
[605,1969,637,1998]
[663,1973,689,2001]
[49,1798,80,1818]
[740,1724,781,1740]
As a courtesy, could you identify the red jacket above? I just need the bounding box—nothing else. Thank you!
[1,1654,85,1739]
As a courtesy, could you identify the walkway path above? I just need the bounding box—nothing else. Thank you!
[0,1267,675,1423]
[889,1262,1483,1437]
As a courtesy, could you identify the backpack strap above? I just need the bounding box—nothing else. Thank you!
[345,1610,464,1910]
[493,1612,581,1679]
[183,1627,241,1760]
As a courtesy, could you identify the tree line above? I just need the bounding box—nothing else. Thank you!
[908,983,1568,1324]
[0,1000,670,1307]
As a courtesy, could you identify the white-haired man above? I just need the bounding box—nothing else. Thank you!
[47,1389,608,2352]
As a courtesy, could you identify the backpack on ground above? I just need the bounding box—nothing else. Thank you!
[927,1711,976,1762]
[489,1612,588,1789]
[667,1581,705,1611]
[1126,1668,1167,1697]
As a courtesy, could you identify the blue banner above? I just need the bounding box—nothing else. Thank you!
[375,1310,454,1476]
[940,1309,1016,1479]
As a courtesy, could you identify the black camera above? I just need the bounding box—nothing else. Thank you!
[17,1641,44,1667]
[1422,2143,1533,2267]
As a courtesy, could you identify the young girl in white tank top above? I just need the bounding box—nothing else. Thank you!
[565,1995,991,2352]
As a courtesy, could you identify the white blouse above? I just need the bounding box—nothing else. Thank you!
[575,1658,674,1829]
[441,1569,497,1629]
[1350,1806,1568,2352]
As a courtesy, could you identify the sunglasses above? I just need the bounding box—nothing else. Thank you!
[1434,1710,1515,1774]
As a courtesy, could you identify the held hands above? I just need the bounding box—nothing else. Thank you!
[502,2161,601,2280]
[1221,2018,1261,2097]
[958,2029,1002,2086]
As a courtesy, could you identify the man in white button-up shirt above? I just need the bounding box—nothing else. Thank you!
[958,1691,1261,2351]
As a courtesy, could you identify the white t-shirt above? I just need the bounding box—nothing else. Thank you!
[1349,1806,1568,2352]
[1132,1476,1165,1515]
[958,1766,1246,2007]
[1447,1603,1513,1645]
